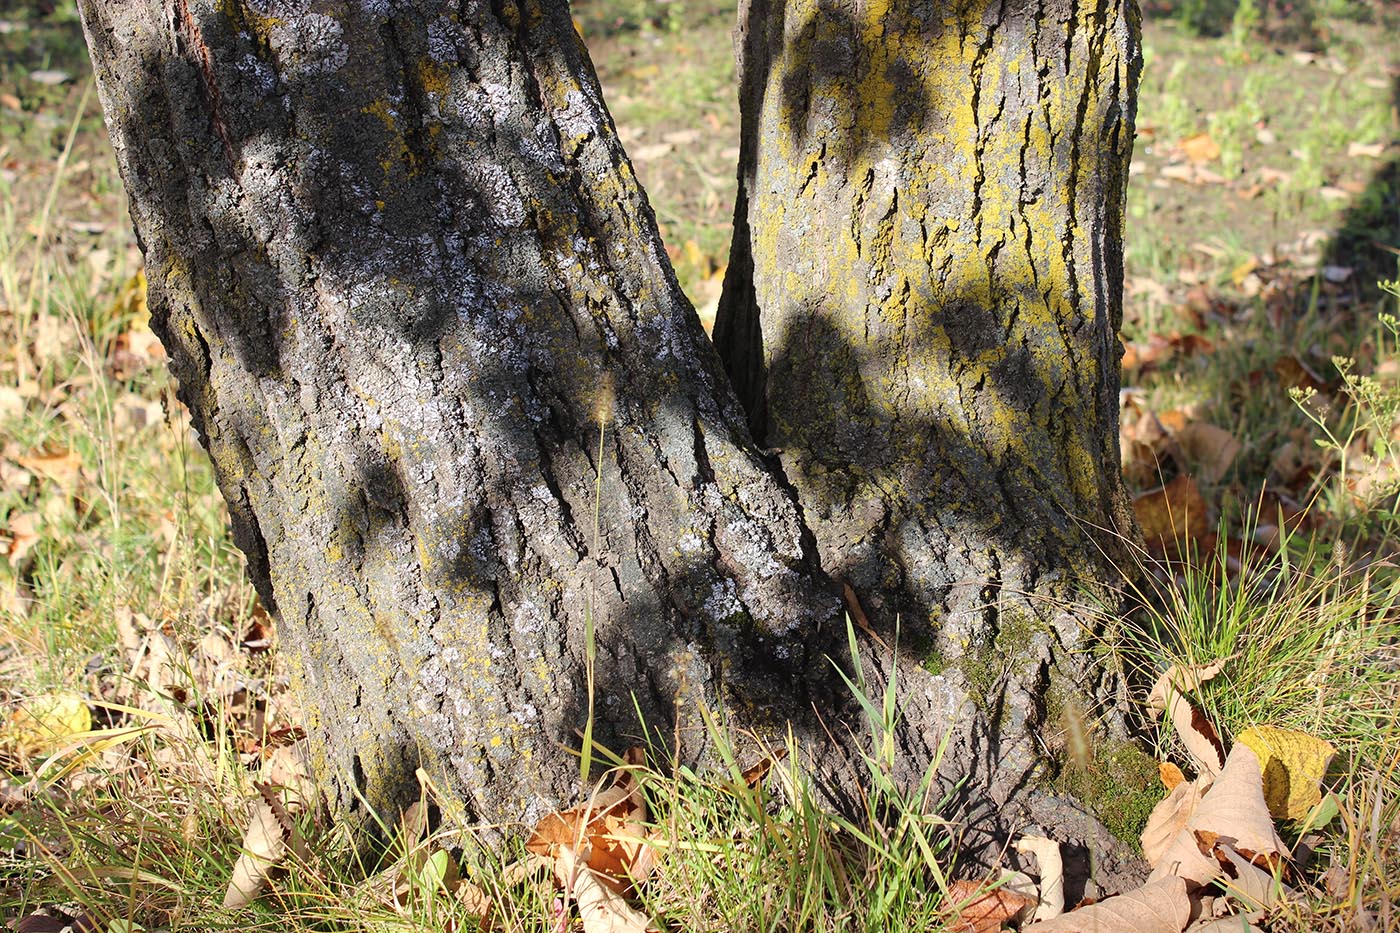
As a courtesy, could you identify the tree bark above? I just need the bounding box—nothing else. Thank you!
[79,0,1143,884]
[715,0,1142,811]
[78,0,845,829]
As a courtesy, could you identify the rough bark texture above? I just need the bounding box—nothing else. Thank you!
[713,0,1144,875]
[719,0,1139,639]
[77,0,844,830]
[79,0,1145,888]
[714,0,1141,788]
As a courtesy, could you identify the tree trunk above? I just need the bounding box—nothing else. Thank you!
[78,0,1143,882]
[715,0,1142,835]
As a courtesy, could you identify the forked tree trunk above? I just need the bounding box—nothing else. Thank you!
[79,0,1142,881]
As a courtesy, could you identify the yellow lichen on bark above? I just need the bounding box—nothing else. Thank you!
[726,0,1138,621]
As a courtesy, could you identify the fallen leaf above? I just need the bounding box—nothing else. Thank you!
[556,846,659,933]
[1014,835,1064,921]
[1024,877,1192,932]
[1141,776,1212,868]
[28,69,72,85]
[1148,745,1288,887]
[455,878,495,920]
[741,747,788,788]
[946,878,1037,932]
[1145,659,1234,778]
[4,512,41,566]
[1186,914,1266,932]
[630,142,673,162]
[1133,475,1210,554]
[1160,761,1187,790]
[1347,141,1385,159]
[1181,134,1221,163]
[1236,726,1335,821]
[224,800,288,908]
[1211,841,1291,912]
[1145,658,1231,721]
[841,582,889,651]
[527,750,652,893]
[3,694,92,760]
[1276,350,1327,389]
[1173,423,1241,485]
[15,448,82,489]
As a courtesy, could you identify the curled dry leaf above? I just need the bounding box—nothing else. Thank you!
[527,749,653,893]
[555,846,659,933]
[1146,657,1236,777]
[1236,726,1336,821]
[1209,840,1292,912]
[224,800,288,908]
[946,878,1036,932]
[1013,835,1064,921]
[1185,914,1265,933]
[1024,877,1193,933]
[1141,776,1212,868]
[741,746,788,788]
[1148,745,1288,888]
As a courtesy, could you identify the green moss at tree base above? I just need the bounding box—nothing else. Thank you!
[1051,738,1161,851]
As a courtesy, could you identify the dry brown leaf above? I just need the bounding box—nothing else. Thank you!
[1024,877,1193,932]
[527,750,651,893]
[1160,761,1187,790]
[946,878,1037,932]
[1186,914,1265,933]
[15,449,82,490]
[1174,423,1241,485]
[741,747,788,788]
[455,878,495,921]
[556,846,659,933]
[4,512,41,567]
[1145,658,1230,719]
[841,582,889,651]
[1211,841,1291,911]
[1014,835,1064,921]
[1148,744,1288,887]
[224,800,288,908]
[1142,776,1212,868]
[1145,659,1231,776]
[1274,354,1329,393]
[1134,475,1211,553]
[1182,133,1221,163]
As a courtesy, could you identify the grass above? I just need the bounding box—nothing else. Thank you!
[2,0,1399,930]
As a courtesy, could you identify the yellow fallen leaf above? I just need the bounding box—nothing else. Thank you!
[4,694,92,759]
[1237,725,1336,821]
